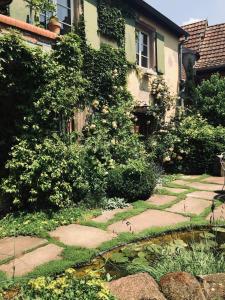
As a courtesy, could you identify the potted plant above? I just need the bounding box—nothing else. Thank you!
[23,0,56,25]
[48,15,61,34]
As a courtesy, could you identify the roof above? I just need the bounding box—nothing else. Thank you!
[130,0,188,38]
[182,20,225,71]
[182,20,208,52]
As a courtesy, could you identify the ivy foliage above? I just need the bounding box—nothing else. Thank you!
[97,0,125,47]
[0,32,157,210]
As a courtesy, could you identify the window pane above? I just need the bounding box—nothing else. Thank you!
[57,5,71,25]
[57,0,71,8]
[142,32,148,45]
[142,45,148,57]
[61,23,71,34]
[141,56,148,68]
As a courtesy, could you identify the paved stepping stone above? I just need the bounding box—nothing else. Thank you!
[163,187,187,194]
[203,177,225,185]
[186,182,222,191]
[147,195,177,206]
[172,179,190,186]
[50,224,116,248]
[0,236,47,261]
[207,204,225,222]
[187,191,219,201]
[167,197,211,215]
[181,175,200,180]
[92,207,131,223]
[107,210,189,234]
[0,244,62,277]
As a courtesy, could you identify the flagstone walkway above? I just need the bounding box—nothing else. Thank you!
[0,175,225,278]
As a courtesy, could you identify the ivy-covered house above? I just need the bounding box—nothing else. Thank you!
[3,0,187,135]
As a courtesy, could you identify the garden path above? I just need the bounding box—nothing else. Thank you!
[0,175,225,278]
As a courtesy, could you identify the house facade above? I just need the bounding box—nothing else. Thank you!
[2,0,187,134]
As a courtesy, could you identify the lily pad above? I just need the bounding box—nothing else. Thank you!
[200,232,216,240]
[212,227,225,233]
[110,253,129,264]
[132,257,149,266]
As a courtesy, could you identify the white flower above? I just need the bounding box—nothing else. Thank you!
[92,99,99,108]
[102,119,107,124]
[163,156,171,162]
[111,139,116,145]
[177,156,183,161]
[112,121,118,129]
[102,108,109,115]
[90,124,96,130]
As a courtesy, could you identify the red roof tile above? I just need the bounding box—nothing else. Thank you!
[181,20,225,70]
[182,20,208,52]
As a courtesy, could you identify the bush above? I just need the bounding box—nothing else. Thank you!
[107,159,157,202]
[195,74,225,126]
[0,135,91,209]
[0,269,115,299]
[149,115,225,174]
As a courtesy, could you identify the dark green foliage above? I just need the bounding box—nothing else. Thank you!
[107,159,157,201]
[195,74,225,126]
[97,0,125,47]
[149,115,225,174]
[184,59,198,107]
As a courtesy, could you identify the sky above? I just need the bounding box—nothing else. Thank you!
[146,0,225,26]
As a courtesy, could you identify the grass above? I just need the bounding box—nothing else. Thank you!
[1,173,225,287]
[0,207,101,239]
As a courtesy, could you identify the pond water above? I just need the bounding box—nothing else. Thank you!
[76,227,225,280]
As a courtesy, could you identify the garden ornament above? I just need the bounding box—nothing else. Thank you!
[217,153,225,191]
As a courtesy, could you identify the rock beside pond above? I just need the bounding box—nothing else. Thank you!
[108,272,166,300]
[159,272,206,300]
[198,273,225,300]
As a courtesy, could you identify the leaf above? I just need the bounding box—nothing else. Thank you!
[132,257,149,266]
[110,253,129,264]
[200,232,216,240]
[137,251,146,258]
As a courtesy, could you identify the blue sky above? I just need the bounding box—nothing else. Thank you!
[146,0,225,26]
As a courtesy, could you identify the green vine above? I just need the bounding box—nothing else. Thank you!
[97,0,126,47]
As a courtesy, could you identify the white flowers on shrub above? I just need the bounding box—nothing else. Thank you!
[92,99,99,108]
[112,121,118,129]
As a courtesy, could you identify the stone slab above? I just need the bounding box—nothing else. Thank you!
[163,187,187,194]
[203,177,225,185]
[50,224,116,248]
[167,197,211,215]
[186,191,219,201]
[92,207,131,223]
[0,244,62,277]
[147,195,177,206]
[207,204,225,222]
[172,180,190,186]
[0,236,48,261]
[107,210,189,234]
[181,175,201,180]
[184,182,223,191]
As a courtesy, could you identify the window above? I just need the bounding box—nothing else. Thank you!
[40,0,73,34]
[136,30,150,69]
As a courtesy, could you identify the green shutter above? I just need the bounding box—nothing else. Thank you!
[125,17,136,63]
[156,33,165,74]
[83,0,100,49]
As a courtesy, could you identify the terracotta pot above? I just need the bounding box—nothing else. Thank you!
[0,0,13,6]
[47,17,61,35]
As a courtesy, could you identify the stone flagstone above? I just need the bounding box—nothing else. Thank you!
[147,195,177,206]
[184,182,222,191]
[172,179,190,186]
[92,207,131,223]
[108,210,189,234]
[181,175,200,180]
[0,244,62,277]
[207,204,225,222]
[167,197,211,215]
[203,177,225,185]
[186,191,219,201]
[163,187,187,194]
[50,224,116,248]
[0,236,48,261]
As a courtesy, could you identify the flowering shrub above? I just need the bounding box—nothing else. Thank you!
[148,114,225,174]
[0,269,115,300]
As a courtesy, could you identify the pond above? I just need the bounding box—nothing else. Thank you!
[76,227,225,281]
